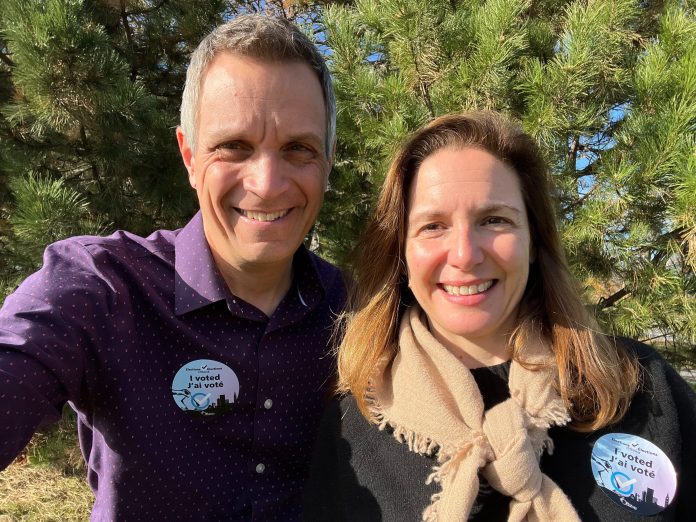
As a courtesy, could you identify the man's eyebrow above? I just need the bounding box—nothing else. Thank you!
[204,128,246,145]
[203,130,325,147]
[285,131,325,146]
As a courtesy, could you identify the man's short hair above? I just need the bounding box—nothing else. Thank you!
[180,14,336,159]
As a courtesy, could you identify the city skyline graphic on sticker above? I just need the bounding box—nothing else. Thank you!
[172,359,239,416]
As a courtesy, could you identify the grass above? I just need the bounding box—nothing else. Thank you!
[0,406,92,521]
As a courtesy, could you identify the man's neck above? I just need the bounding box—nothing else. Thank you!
[213,254,294,317]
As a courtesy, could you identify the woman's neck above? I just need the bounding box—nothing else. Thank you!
[426,319,511,369]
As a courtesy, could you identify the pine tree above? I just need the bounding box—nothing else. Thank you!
[317,0,695,353]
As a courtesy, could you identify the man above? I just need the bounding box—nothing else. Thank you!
[0,15,345,521]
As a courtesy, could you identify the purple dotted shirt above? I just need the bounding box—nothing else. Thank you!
[0,212,346,521]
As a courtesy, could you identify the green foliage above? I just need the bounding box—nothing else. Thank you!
[318,0,695,350]
[5,175,109,277]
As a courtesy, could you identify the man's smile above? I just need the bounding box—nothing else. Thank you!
[235,208,290,222]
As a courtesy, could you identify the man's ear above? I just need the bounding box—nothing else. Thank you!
[324,139,337,193]
[176,127,196,189]
[329,138,337,167]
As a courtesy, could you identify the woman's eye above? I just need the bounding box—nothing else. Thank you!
[483,216,511,226]
[420,223,444,233]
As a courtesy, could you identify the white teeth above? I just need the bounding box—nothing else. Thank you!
[239,209,289,222]
[442,280,494,296]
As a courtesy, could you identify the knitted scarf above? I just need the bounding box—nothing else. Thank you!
[369,306,581,522]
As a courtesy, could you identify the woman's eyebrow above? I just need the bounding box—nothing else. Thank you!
[479,203,523,216]
[409,203,522,221]
[407,208,446,222]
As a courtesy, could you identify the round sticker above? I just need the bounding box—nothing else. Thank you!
[171,359,239,416]
[591,433,677,515]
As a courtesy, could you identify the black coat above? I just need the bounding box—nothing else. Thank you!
[303,340,696,521]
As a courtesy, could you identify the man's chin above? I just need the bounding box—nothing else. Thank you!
[219,244,300,270]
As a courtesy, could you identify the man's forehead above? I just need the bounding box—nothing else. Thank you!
[198,55,322,108]
[201,52,319,88]
[195,53,326,145]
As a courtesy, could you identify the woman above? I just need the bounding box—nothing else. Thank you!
[304,112,695,521]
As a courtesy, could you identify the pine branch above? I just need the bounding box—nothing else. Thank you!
[419,80,436,117]
[560,183,598,214]
[0,51,15,67]
[568,134,579,167]
[640,332,671,344]
[597,287,630,309]
[119,1,138,82]
[124,0,169,16]
[408,40,435,118]
[649,227,687,265]
[575,164,597,180]
[78,123,103,190]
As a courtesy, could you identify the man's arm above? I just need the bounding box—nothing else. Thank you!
[0,239,109,469]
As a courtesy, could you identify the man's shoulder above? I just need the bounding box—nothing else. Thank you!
[12,226,182,301]
[62,227,178,261]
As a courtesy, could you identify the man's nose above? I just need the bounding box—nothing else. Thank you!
[447,226,484,269]
[244,153,288,198]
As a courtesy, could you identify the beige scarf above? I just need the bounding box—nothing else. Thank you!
[369,306,581,522]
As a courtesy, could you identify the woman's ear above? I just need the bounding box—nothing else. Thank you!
[400,258,410,286]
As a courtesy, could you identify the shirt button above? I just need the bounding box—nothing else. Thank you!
[255,463,265,474]
[263,399,273,410]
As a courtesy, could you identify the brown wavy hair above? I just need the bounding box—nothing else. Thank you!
[337,111,639,431]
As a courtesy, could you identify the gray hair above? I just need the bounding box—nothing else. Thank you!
[180,14,336,160]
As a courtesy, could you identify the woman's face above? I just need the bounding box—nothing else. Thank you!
[404,146,532,352]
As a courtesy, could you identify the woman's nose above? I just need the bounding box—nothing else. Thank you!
[447,226,484,269]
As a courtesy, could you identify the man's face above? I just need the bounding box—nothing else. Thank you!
[177,54,329,276]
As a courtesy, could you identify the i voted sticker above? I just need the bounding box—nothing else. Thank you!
[172,359,239,416]
[591,433,677,515]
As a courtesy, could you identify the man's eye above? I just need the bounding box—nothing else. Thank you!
[285,143,317,159]
[215,142,250,160]
[217,142,244,150]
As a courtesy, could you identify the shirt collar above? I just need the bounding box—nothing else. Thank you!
[174,212,334,317]
[174,212,228,316]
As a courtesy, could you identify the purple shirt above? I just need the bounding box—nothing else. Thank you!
[0,212,345,521]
